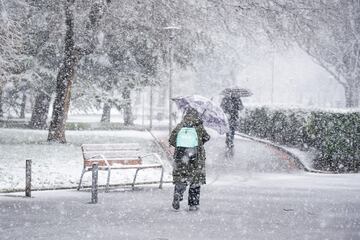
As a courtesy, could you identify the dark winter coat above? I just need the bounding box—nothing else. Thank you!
[169,110,210,185]
[220,95,243,126]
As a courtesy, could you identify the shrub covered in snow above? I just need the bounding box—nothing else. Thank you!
[239,107,360,172]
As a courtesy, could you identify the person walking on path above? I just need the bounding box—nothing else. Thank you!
[220,92,243,155]
[169,108,210,211]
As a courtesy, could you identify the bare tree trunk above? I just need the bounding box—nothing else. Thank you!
[160,86,167,117]
[29,92,51,129]
[122,87,133,126]
[344,86,351,108]
[19,92,27,119]
[354,80,360,107]
[344,81,360,108]
[101,101,111,123]
[0,84,3,118]
[48,1,78,143]
[101,82,112,123]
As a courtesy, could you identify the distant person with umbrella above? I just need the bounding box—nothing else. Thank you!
[220,87,251,155]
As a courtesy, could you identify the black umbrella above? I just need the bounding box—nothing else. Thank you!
[221,87,253,97]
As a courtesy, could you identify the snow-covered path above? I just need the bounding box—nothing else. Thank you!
[1,131,360,240]
[1,180,359,240]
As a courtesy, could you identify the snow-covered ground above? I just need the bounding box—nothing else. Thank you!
[0,128,172,191]
[1,128,360,239]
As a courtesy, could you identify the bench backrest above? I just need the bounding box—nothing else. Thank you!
[81,143,142,167]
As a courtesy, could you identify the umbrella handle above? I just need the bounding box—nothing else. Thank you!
[201,101,211,118]
[201,109,207,118]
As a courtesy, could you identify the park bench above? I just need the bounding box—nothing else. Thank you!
[77,143,164,192]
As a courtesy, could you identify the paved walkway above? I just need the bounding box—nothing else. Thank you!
[1,134,359,240]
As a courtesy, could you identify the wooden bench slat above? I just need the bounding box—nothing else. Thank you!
[84,148,140,152]
[95,164,162,170]
[82,143,140,152]
[82,143,140,147]
[83,151,140,160]
[84,159,142,167]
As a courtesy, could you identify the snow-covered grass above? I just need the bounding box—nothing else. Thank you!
[0,128,172,192]
[1,112,171,128]
[244,103,360,113]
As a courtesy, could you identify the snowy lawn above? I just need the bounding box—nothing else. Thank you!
[0,128,172,191]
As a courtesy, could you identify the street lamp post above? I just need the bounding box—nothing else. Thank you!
[271,50,275,104]
[163,26,180,135]
[149,85,153,130]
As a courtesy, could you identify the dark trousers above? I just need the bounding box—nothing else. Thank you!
[174,182,201,206]
[226,125,236,149]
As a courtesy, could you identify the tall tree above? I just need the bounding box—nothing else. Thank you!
[25,0,64,128]
[227,0,360,107]
[72,0,214,125]
[48,0,109,143]
[0,0,28,117]
[292,0,360,107]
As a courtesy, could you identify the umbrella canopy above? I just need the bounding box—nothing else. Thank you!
[172,95,229,135]
[221,87,253,97]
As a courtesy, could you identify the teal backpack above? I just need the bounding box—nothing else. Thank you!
[176,127,199,148]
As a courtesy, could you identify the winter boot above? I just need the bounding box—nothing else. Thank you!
[188,205,199,211]
[172,194,181,210]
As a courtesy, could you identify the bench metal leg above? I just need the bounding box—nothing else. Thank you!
[159,166,164,189]
[77,168,87,191]
[106,168,111,192]
[132,168,141,190]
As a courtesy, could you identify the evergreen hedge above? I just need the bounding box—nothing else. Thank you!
[239,107,360,172]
